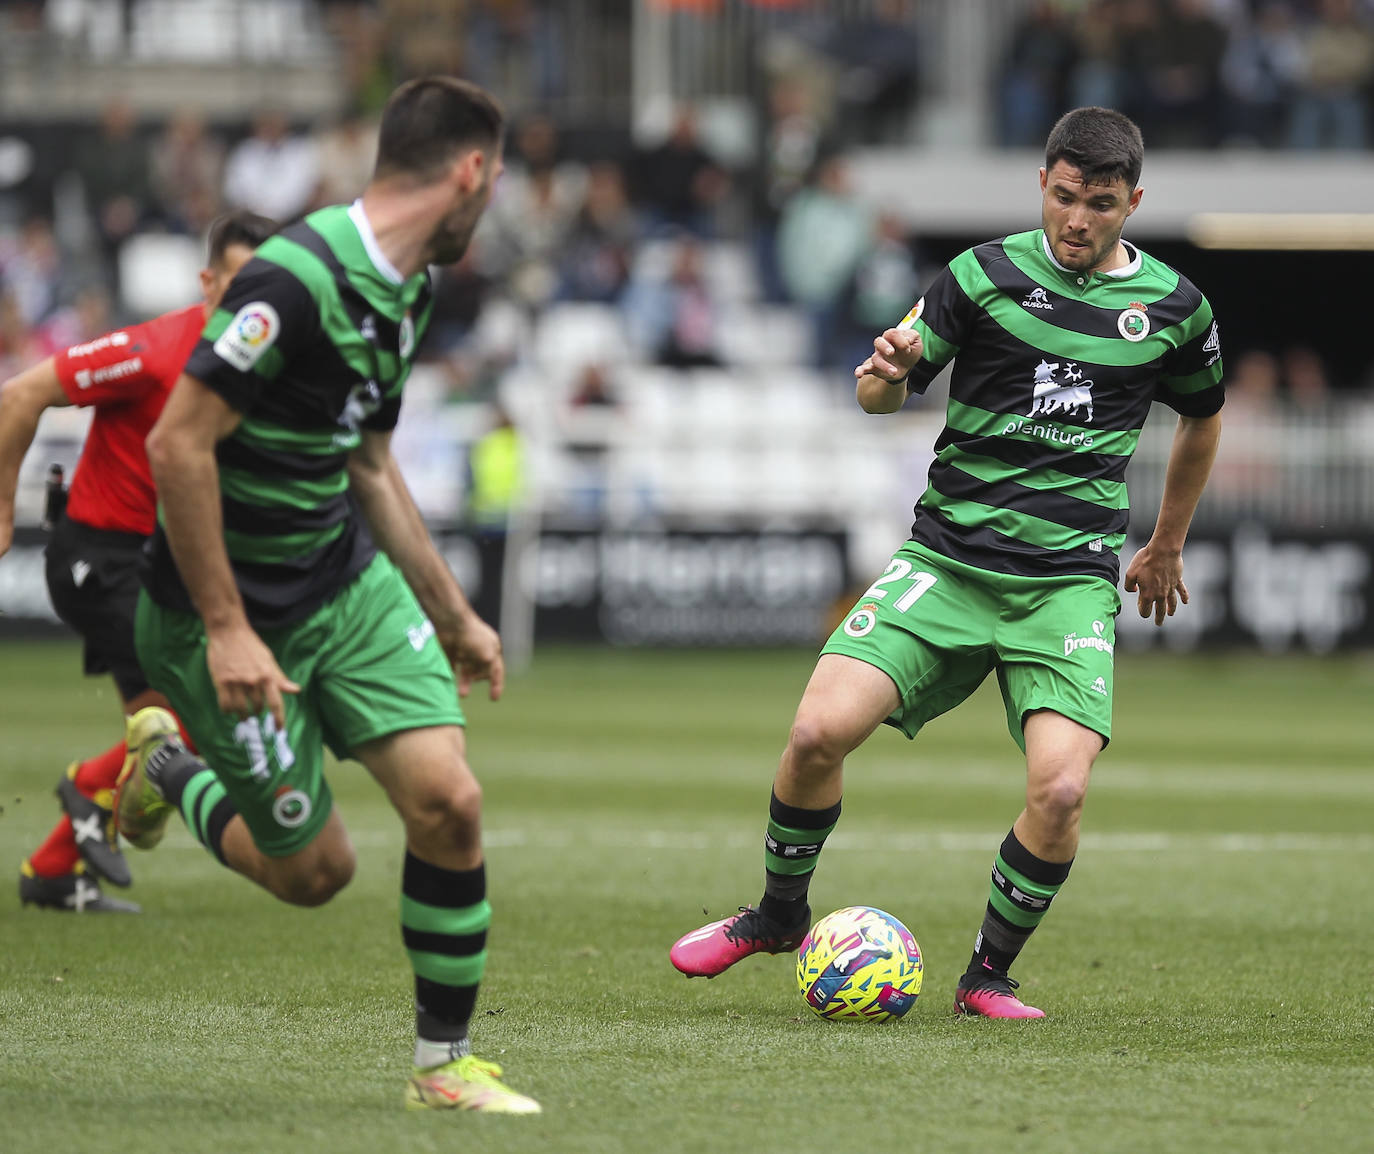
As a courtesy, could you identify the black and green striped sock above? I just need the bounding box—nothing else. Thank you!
[402,852,490,1045]
[759,790,840,926]
[146,744,235,866]
[968,828,1073,976]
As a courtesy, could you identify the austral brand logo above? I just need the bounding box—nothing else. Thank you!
[339,378,383,431]
[1117,300,1149,342]
[1027,358,1095,423]
[1064,619,1115,658]
[1089,676,1108,696]
[1022,287,1055,310]
[1202,319,1221,366]
[843,602,880,638]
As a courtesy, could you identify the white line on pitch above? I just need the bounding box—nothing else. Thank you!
[153,829,1374,853]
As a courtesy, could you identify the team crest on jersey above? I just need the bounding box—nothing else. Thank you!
[213,301,281,371]
[1027,358,1094,423]
[1117,301,1149,343]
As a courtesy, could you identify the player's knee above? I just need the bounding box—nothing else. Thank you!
[405,775,483,850]
[1027,767,1089,825]
[784,715,849,775]
[274,849,355,908]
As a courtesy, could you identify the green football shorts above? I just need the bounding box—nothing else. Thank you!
[822,540,1122,750]
[135,552,465,856]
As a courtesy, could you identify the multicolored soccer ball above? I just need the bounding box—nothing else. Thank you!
[796,906,923,1022]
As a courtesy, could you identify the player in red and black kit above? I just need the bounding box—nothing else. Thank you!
[0,210,277,911]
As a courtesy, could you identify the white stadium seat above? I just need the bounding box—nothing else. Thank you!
[117,233,203,319]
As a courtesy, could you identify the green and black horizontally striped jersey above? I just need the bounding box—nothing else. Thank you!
[903,228,1224,583]
[144,201,434,628]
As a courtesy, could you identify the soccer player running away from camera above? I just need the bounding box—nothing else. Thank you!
[117,77,539,1114]
[0,210,276,913]
[671,107,1225,1019]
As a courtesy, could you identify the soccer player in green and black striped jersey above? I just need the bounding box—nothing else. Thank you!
[670,107,1225,1020]
[117,77,539,1113]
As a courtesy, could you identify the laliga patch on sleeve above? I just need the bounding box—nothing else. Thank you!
[213,301,281,372]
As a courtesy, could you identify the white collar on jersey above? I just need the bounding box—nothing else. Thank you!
[348,199,406,286]
[1041,232,1142,279]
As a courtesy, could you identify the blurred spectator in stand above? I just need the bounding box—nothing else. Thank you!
[223,109,319,223]
[1069,0,1124,110]
[622,231,724,369]
[557,160,640,304]
[0,291,42,380]
[1219,1,1304,147]
[1288,0,1374,150]
[149,110,226,235]
[754,74,824,302]
[0,133,40,231]
[472,113,584,313]
[380,0,466,79]
[998,0,1077,147]
[464,0,567,107]
[825,0,920,145]
[1281,344,1332,412]
[466,401,527,534]
[568,362,618,410]
[1210,347,1282,505]
[629,105,731,237]
[1128,0,1229,148]
[845,210,922,371]
[32,284,113,357]
[0,214,64,328]
[321,0,395,114]
[425,251,493,361]
[312,109,380,209]
[71,99,154,281]
[775,151,872,371]
[463,399,528,622]
[560,362,622,517]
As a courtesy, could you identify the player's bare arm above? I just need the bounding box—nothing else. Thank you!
[1123,410,1223,626]
[855,327,923,414]
[348,428,504,701]
[0,358,67,556]
[146,372,299,722]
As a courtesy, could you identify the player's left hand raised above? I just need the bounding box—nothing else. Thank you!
[855,327,923,383]
[1123,542,1188,627]
[437,612,505,702]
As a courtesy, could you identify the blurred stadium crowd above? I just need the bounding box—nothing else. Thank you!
[2,0,1373,534]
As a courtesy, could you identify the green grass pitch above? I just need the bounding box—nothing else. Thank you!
[2,641,1372,1153]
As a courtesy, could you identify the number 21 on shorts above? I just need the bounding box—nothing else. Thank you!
[843,559,938,637]
[865,558,938,611]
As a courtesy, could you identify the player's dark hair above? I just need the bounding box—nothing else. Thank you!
[374,75,505,182]
[206,209,278,266]
[1045,107,1144,190]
